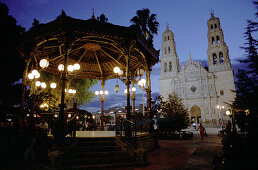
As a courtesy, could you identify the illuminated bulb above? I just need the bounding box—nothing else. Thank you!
[95,91,99,95]
[74,63,80,70]
[118,70,123,76]
[124,89,128,94]
[32,70,39,76]
[39,59,49,68]
[68,114,71,118]
[35,72,40,78]
[100,90,104,95]
[58,64,64,71]
[67,65,74,72]
[93,115,96,119]
[73,89,76,94]
[50,82,57,89]
[104,90,109,95]
[28,73,34,79]
[76,116,79,119]
[54,114,58,118]
[113,67,120,73]
[68,89,73,94]
[35,81,41,87]
[41,82,46,88]
[132,87,136,92]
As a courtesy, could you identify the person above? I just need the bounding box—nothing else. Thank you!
[197,123,206,139]
[37,119,49,135]
[226,120,232,136]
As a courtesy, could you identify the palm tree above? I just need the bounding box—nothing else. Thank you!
[130,8,159,45]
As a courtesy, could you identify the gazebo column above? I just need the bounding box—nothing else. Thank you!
[59,44,68,140]
[131,78,136,117]
[21,59,30,115]
[125,51,132,138]
[146,70,152,118]
[100,80,105,130]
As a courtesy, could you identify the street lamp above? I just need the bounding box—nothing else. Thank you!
[95,89,109,130]
[138,78,146,116]
[217,104,225,128]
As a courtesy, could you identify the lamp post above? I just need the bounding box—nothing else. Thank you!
[95,89,109,130]
[226,109,237,134]
[217,105,225,129]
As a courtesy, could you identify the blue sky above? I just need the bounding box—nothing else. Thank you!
[1,0,256,112]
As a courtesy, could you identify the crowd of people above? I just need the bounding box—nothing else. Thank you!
[0,117,50,169]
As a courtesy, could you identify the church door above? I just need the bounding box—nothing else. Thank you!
[190,105,201,124]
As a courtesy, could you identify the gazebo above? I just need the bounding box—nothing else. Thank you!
[19,11,159,138]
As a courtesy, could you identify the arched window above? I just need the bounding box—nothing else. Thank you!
[215,24,217,29]
[211,24,213,30]
[169,62,172,71]
[216,36,220,44]
[219,52,224,64]
[164,47,167,54]
[212,37,215,44]
[168,47,170,53]
[213,53,217,65]
[164,36,166,41]
[167,36,169,40]
[164,63,167,72]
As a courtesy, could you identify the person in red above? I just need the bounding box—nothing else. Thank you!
[197,123,206,139]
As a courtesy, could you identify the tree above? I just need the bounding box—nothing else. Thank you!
[130,8,159,46]
[160,93,190,132]
[0,2,25,104]
[27,71,97,112]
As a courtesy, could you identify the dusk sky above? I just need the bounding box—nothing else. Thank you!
[1,0,256,112]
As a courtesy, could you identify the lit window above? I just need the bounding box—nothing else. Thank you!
[219,52,224,64]
[213,53,217,65]
[212,37,215,44]
[216,36,220,44]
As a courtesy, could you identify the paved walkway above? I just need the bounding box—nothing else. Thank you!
[135,126,222,170]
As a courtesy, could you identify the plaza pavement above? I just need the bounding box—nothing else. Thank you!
[133,126,223,170]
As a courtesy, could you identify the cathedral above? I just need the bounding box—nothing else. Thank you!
[159,13,236,125]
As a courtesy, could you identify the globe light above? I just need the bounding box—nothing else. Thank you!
[35,81,41,87]
[32,70,39,76]
[132,87,136,92]
[58,64,64,71]
[67,65,74,72]
[72,89,76,94]
[93,115,96,119]
[74,63,80,70]
[39,59,49,68]
[226,110,231,116]
[65,89,67,93]
[124,89,128,94]
[222,106,225,109]
[100,90,104,95]
[34,72,40,78]
[50,82,57,89]
[68,89,73,94]
[54,114,58,118]
[95,91,99,95]
[68,114,71,118]
[76,116,79,119]
[118,70,123,76]
[113,67,120,73]
[41,82,46,89]
[28,73,34,79]
[216,105,220,109]
[104,90,109,95]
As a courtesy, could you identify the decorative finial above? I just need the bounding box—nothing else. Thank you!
[91,8,95,19]
[209,9,214,17]
[189,52,192,61]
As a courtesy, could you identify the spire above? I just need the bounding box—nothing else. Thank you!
[209,9,215,18]
[91,8,95,19]
[189,53,192,61]
[166,25,169,30]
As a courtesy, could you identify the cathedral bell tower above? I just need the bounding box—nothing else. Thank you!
[160,25,179,79]
[207,12,232,72]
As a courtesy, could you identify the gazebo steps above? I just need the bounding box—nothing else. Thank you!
[51,137,147,169]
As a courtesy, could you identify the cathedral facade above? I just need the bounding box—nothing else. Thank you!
[159,13,236,124]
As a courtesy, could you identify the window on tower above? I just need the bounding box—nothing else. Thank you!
[164,47,167,54]
[215,24,217,29]
[167,36,169,40]
[216,36,220,44]
[219,52,224,64]
[168,47,170,53]
[169,62,172,71]
[164,63,167,72]
[211,24,213,30]
[212,37,215,44]
[213,53,217,65]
